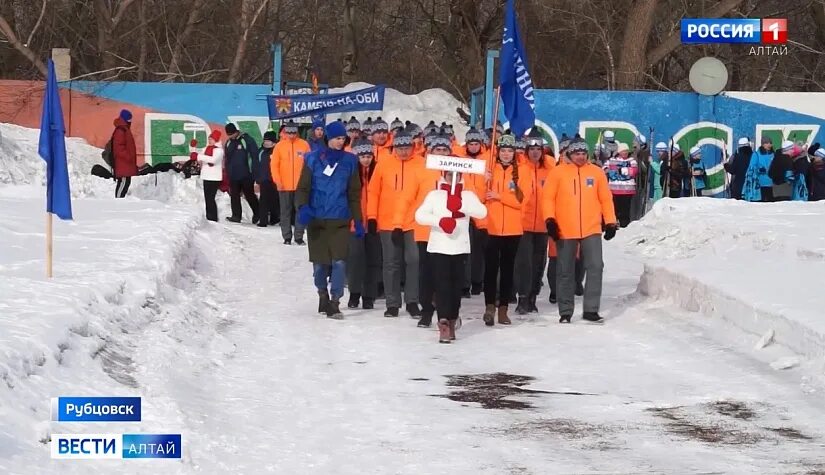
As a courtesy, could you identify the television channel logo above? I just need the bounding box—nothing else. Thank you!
[51,396,141,422]
[681,18,787,44]
[51,434,181,459]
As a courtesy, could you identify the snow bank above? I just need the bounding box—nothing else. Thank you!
[620,198,825,358]
[326,82,469,141]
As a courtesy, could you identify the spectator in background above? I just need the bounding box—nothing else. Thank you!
[308,118,326,153]
[223,123,260,223]
[768,140,795,201]
[272,120,311,245]
[112,109,138,198]
[744,136,776,202]
[604,143,638,227]
[663,143,688,199]
[809,148,825,201]
[688,146,707,197]
[191,129,224,222]
[725,137,753,200]
[649,142,667,203]
[256,131,280,227]
[344,117,361,150]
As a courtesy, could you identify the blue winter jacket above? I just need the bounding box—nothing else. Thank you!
[257,147,274,184]
[751,147,775,188]
[690,160,707,191]
[308,137,325,154]
[224,133,259,181]
[304,147,360,220]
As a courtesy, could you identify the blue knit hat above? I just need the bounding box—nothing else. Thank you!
[119,109,132,122]
[312,118,325,130]
[325,121,347,140]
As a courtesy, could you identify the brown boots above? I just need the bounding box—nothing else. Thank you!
[438,319,460,343]
[497,305,511,325]
[483,304,512,325]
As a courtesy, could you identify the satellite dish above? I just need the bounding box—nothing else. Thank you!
[689,57,729,96]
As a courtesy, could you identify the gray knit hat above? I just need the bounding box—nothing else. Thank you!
[372,116,389,132]
[567,138,589,154]
[423,120,438,136]
[351,138,373,156]
[393,129,414,147]
[362,117,374,135]
[345,116,361,132]
[465,127,484,144]
[440,122,454,137]
[390,117,404,132]
[430,134,452,151]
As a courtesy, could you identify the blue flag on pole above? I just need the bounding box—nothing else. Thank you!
[499,0,536,137]
[38,59,72,220]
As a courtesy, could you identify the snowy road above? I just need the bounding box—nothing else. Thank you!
[119,222,825,474]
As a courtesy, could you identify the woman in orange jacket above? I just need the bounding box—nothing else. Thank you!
[346,138,381,311]
[542,137,618,324]
[481,134,533,326]
[514,129,555,315]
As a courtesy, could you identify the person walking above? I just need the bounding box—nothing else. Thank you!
[223,123,260,223]
[191,129,224,222]
[543,137,617,324]
[256,130,280,227]
[415,170,487,343]
[111,109,138,198]
[272,120,311,244]
[295,121,363,319]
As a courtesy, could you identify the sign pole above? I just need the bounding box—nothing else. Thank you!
[46,211,53,278]
[487,86,501,184]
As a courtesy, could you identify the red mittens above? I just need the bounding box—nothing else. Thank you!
[439,217,457,234]
[189,152,198,161]
[190,139,198,147]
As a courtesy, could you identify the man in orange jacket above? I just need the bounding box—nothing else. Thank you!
[542,137,618,324]
[272,120,311,245]
[367,128,423,317]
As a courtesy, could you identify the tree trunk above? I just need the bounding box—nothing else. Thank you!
[0,13,47,77]
[341,0,359,84]
[616,0,658,90]
[93,0,137,72]
[811,1,825,48]
[169,0,205,77]
[228,0,269,84]
[137,0,147,80]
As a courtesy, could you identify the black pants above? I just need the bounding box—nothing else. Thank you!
[613,194,633,228]
[468,223,487,287]
[484,235,521,306]
[258,181,280,226]
[760,186,774,202]
[347,233,381,299]
[115,177,131,198]
[203,180,220,222]
[431,253,465,321]
[418,242,436,315]
[229,179,259,219]
[514,231,548,297]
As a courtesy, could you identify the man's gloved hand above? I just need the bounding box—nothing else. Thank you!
[367,219,378,235]
[297,205,315,226]
[354,220,365,239]
[604,223,618,241]
[545,218,560,241]
[391,227,404,245]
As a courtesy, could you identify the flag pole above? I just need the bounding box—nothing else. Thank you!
[486,86,501,184]
[46,211,53,278]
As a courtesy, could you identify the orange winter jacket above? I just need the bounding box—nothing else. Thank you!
[482,161,533,237]
[373,140,394,163]
[542,162,617,240]
[271,137,310,191]
[367,153,424,231]
[395,166,442,241]
[521,156,556,233]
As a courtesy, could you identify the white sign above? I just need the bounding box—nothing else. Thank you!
[183,123,206,131]
[425,154,486,175]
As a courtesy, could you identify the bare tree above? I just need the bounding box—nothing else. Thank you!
[93,0,138,70]
[616,0,658,90]
[341,0,359,84]
[168,0,206,77]
[228,0,270,83]
[0,11,47,77]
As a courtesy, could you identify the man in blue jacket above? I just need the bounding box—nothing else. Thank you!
[295,121,363,319]
[224,123,260,223]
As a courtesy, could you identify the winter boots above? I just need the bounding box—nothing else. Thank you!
[515,296,530,315]
[348,293,361,309]
[362,297,375,310]
[318,290,330,314]
[438,319,451,343]
[406,303,422,318]
[294,238,306,246]
[326,299,343,319]
[483,304,496,326]
[576,283,585,296]
[527,293,538,313]
[384,307,399,318]
[583,312,604,324]
[548,292,558,304]
[559,314,572,324]
[497,305,511,325]
[418,308,434,328]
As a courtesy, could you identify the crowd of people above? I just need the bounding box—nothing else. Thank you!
[101,108,825,344]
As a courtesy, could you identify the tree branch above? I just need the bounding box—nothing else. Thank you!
[0,13,47,77]
[25,0,48,47]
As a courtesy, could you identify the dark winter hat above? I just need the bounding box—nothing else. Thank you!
[392,129,414,148]
[497,134,517,149]
[390,117,404,132]
[428,134,453,149]
[761,136,773,144]
[263,130,277,142]
[282,120,298,133]
[225,122,239,135]
[325,121,348,140]
[525,128,544,148]
[406,122,423,137]
[567,138,589,154]
[362,117,374,134]
[119,109,132,122]
[346,116,361,132]
[465,127,484,144]
[372,116,389,133]
[352,138,373,156]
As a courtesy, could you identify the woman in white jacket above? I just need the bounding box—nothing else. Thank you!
[191,129,224,222]
[415,170,487,343]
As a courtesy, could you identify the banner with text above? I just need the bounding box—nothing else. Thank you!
[267,85,385,120]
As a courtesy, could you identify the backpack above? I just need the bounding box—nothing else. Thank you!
[101,127,125,168]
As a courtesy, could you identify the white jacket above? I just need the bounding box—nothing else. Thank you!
[196,142,224,182]
[415,187,487,255]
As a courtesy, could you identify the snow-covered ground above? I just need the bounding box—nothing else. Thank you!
[2,122,825,473]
